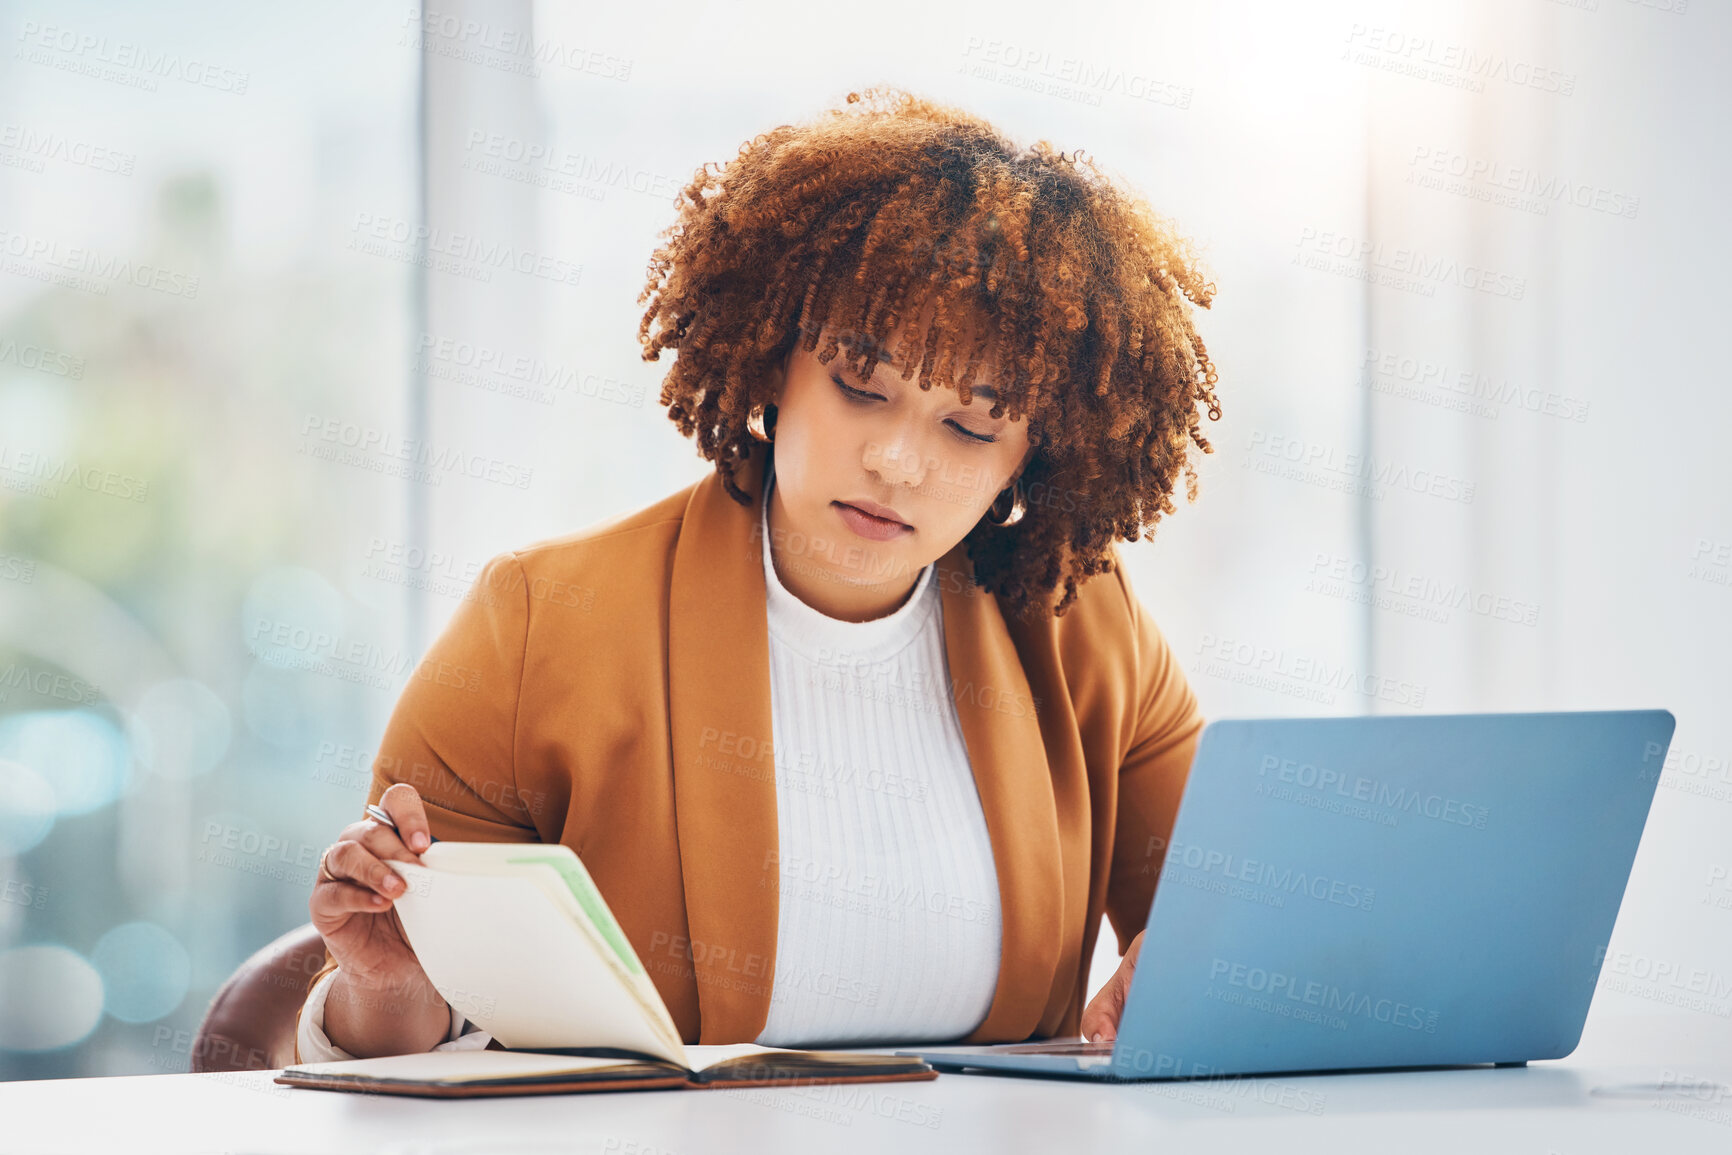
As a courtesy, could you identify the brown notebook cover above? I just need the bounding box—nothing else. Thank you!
[275,1047,939,1099]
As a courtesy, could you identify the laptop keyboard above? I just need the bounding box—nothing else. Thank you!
[993,1040,1116,1056]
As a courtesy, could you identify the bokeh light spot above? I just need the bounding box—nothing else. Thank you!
[128,678,232,781]
[0,710,133,815]
[91,921,191,1024]
[0,945,104,1051]
[0,757,57,855]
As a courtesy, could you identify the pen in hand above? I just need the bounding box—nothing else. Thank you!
[367,802,439,845]
[313,784,451,1056]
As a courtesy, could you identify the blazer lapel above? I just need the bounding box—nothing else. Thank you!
[937,548,1064,1043]
[667,449,780,1043]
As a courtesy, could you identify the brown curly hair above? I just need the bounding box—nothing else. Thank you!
[638,85,1220,618]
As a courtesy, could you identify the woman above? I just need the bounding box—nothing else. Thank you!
[294,86,1221,1062]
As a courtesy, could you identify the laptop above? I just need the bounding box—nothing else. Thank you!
[899,709,1675,1081]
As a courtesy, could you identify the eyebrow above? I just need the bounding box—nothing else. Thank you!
[840,338,1002,408]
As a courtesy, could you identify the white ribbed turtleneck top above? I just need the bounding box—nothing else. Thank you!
[751,456,1002,1046]
[294,459,1002,1060]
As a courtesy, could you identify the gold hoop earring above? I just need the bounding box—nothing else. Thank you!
[747,402,776,443]
[984,477,1026,527]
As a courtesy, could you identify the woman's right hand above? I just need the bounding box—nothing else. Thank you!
[309,782,451,1056]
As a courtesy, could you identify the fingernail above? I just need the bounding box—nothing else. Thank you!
[1089,1032,1102,1044]
[386,875,403,891]
[412,832,429,851]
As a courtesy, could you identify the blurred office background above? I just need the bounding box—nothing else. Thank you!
[1,0,1726,1079]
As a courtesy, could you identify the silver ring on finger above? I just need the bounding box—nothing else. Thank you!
[317,844,339,884]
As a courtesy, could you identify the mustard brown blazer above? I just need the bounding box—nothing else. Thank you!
[338,447,1205,1046]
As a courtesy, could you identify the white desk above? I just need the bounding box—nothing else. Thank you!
[3,1014,1727,1153]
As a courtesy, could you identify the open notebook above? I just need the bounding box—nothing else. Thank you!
[277,1044,936,1098]
[274,841,935,1097]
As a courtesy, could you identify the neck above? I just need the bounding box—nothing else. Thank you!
[766,482,922,623]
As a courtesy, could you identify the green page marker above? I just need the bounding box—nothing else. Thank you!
[507,854,644,977]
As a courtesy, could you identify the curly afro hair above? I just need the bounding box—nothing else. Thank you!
[638,85,1220,618]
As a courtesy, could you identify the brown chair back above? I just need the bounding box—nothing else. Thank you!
[190,922,329,1072]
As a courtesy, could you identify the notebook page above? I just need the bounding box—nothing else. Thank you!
[502,858,685,1056]
[404,844,685,1059]
[683,1043,786,1073]
[505,862,684,1059]
[386,864,688,1066]
[286,1050,660,1084]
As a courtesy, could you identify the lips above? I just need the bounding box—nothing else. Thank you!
[832,500,914,542]
[836,500,910,529]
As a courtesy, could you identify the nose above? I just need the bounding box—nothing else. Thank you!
[864,426,931,489]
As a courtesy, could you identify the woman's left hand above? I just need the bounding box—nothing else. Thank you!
[1079,930,1144,1044]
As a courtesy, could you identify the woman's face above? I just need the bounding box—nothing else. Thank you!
[763,306,1035,621]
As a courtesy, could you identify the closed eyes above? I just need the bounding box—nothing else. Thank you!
[831,374,1000,444]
